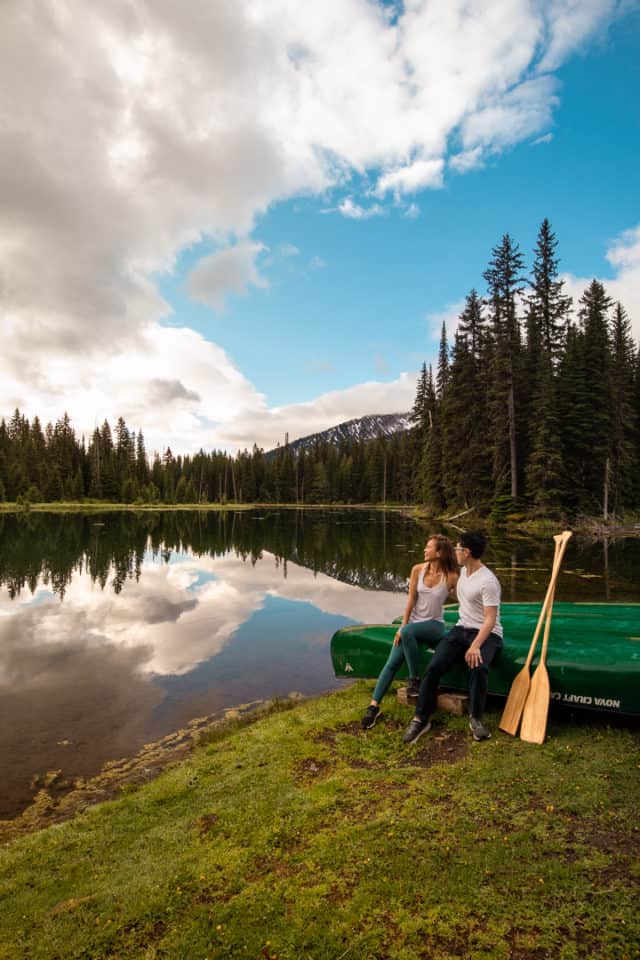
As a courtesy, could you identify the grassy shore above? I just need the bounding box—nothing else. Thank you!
[1,684,639,960]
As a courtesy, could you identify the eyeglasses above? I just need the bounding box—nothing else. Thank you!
[455,545,467,552]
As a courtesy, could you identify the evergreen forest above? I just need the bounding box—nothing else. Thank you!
[2,221,638,520]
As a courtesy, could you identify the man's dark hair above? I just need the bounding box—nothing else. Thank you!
[458,531,488,559]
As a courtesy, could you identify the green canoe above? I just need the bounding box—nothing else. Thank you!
[331,602,640,716]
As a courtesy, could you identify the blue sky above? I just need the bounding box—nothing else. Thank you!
[2,1,639,453]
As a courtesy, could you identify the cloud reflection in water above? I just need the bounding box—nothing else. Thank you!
[0,548,402,816]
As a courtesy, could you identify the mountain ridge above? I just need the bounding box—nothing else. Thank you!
[265,412,412,459]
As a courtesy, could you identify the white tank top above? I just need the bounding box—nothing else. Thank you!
[409,565,449,623]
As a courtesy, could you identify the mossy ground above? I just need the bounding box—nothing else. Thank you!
[1,684,639,960]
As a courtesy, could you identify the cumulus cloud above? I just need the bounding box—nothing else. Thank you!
[147,378,201,405]
[0,322,266,455]
[218,372,417,451]
[449,147,484,173]
[338,197,386,219]
[376,158,444,197]
[426,300,466,342]
[0,0,627,452]
[461,76,559,152]
[186,241,268,311]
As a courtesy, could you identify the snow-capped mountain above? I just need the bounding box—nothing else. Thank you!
[266,412,412,459]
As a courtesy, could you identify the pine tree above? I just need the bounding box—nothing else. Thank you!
[445,309,492,509]
[557,319,590,511]
[525,348,565,511]
[609,302,636,513]
[436,321,449,398]
[483,233,526,502]
[527,219,572,360]
[578,280,613,513]
[409,363,429,431]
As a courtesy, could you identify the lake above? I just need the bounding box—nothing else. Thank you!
[1,508,639,818]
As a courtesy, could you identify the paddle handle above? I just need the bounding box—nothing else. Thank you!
[538,583,556,665]
[532,530,572,667]
[523,532,571,670]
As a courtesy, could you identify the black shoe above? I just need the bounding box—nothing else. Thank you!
[406,677,420,698]
[361,705,380,730]
[469,717,491,741]
[402,717,431,744]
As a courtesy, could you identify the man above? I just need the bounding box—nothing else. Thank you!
[402,530,502,744]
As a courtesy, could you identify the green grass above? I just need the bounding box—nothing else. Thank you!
[1,685,639,959]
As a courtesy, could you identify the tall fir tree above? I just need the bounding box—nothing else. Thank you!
[578,279,613,513]
[444,294,493,508]
[609,302,636,513]
[483,233,526,502]
[527,219,572,360]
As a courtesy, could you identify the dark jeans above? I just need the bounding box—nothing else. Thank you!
[415,625,503,721]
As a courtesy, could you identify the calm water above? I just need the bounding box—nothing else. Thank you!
[1,509,639,817]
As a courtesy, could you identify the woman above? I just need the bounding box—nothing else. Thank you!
[361,534,458,729]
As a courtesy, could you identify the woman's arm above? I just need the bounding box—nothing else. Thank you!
[447,571,458,601]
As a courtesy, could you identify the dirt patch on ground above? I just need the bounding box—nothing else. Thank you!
[311,721,362,747]
[294,757,333,781]
[561,819,640,875]
[398,730,469,768]
[194,812,219,837]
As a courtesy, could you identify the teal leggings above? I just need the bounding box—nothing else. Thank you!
[371,620,445,703]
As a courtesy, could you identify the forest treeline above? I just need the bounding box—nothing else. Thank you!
[1,221,638,519]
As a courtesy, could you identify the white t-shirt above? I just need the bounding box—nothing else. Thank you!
[456,565,503,638]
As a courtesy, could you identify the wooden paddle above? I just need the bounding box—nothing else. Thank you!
[520,530,573,744]
[499,530,572,736]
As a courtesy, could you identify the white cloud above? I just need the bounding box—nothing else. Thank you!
[338,197,386,219]
[218,373,417,451]
[376,158,444,197]
[536,0,620,72]
[426,300,466,342]
[461,76,559,152]
[562,224,640,341]
[532,132,554,144]
[449,147,485,173]
[309,255,326,271]
[0,321,266,455]
[0,0,627,451]
[186,241,268,311]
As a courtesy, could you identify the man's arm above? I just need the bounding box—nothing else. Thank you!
[464,605,497,667]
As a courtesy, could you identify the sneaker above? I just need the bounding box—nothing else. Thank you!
[469,717,491,741]
[361,704,380,730]
[402,717,431,744]
[406,677,420,698]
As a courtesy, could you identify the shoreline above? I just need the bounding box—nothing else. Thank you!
[1,500,639,539]
[0,693,309,845]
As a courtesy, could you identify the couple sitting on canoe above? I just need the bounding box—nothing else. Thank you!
[361,530,503,742]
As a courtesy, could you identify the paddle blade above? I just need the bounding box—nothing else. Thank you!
[520,664,551,744]
[499,666,531,735]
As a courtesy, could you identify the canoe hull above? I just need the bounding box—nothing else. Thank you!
[330,603,640,717]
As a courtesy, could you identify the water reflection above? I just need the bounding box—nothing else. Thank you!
[1,509,639,818]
